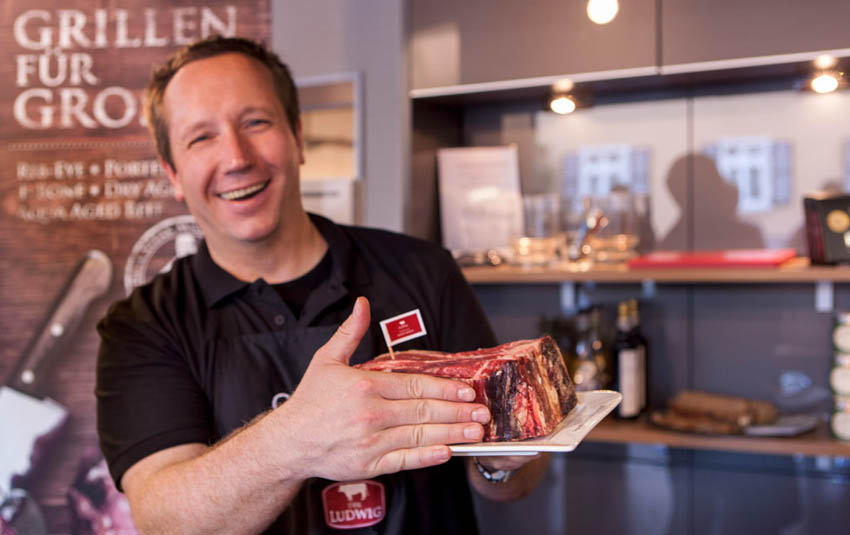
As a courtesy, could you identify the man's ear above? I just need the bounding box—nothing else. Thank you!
[159,157,184,201]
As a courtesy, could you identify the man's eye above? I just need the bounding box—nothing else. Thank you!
[188,134,210,147]
[246,118,270,127]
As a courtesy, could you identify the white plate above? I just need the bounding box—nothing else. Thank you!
[742,413,822,437]
[450,390,622,456]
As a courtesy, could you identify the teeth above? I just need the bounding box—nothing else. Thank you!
[218,181,267,201]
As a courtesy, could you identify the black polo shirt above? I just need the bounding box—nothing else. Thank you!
[96,214,496,535]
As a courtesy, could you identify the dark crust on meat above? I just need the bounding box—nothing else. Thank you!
[484,364,513,440]
[358,336,577,441]
[542,337,578,417]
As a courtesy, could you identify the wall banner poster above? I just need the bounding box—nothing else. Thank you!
[0,2,269,533]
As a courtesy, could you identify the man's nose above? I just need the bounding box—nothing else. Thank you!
[222,129,253,172]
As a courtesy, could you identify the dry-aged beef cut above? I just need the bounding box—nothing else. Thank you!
[358,336,577,441]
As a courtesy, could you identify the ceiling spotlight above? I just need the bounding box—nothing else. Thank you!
[550,95,576,114]
[553,78,575,93]
[587,0,619,24]
[814,54,838,70]
[811,73,840,94]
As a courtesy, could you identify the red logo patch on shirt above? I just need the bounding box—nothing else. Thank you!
[322,480,386,529]
[380,309,427,347]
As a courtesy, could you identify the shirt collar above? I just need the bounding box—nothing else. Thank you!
[192,241,248,308]
[193,213,370,308]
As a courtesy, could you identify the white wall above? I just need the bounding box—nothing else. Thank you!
[693,90,850,249]
[535,89,850,252]
[272,0,408,232]
[536,99,689,243]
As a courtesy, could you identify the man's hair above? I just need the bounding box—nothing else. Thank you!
[143,35,300,170]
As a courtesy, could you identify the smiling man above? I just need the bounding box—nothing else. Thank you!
[95,37,548,535]
[150,46,322,283]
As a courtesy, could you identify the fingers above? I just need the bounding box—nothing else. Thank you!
[371,371,477,402]
[372,445,452,473]
[366,421,485,473]
[379,421,485,451]
[379,399,490,428]
[313,296,371,365]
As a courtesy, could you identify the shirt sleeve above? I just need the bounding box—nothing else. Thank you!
[96,291,213,491]
[436,251,497,353]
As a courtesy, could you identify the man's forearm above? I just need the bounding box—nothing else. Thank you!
[123,297,493,532]
[126,409,305,535]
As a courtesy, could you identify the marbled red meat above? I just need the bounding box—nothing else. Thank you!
[358,336,577,441]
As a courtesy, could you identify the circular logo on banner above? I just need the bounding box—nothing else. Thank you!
[827,209,850,233]
[124,215,204,294]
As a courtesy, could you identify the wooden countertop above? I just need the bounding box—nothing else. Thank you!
[462,257,850,284]
[587,415,850,457]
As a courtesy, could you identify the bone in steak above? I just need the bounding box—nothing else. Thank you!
[358,336,577,441]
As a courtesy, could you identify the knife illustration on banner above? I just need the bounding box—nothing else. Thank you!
[0,250,113,535]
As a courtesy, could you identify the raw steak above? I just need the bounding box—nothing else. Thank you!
[358,336,577,441]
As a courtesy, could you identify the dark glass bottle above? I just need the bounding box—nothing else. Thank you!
[572,306,611,391]
[613,301,642,418]
[627,299,648,411]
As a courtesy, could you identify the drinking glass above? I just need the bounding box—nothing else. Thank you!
[587,189,641,263]
[512,193,564,266]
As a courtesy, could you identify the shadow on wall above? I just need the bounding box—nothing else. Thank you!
[657,153,765,251]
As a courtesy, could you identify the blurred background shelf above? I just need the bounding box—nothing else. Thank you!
[462,257,850,284]
[587,416,849,457]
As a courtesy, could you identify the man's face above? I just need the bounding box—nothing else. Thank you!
[160,53,304,249]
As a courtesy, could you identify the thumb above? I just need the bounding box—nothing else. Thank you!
[314,296,371,366]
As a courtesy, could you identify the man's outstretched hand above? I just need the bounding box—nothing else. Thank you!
[278,297,491,482]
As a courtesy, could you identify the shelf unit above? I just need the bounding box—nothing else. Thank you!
[463,257,850,457]
[461,257,850,284]
[588,416,849,458]
[409,2,850,522]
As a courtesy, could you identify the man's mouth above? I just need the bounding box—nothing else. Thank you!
[217,180,270,201]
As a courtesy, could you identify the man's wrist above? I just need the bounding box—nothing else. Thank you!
[473,457,512,483]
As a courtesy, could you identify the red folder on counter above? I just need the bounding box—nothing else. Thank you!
[627,248,797,269]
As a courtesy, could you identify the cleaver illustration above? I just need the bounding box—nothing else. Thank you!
[0,250,112,530]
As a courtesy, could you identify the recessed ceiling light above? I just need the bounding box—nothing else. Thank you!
[812,73,839,94]
[587,0,619,25]
[550,95,576,114]
[553,78,574,93]
[814,55,838,70]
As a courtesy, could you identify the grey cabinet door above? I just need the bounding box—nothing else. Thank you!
[410,0,657,90]
[661,0,850,66]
